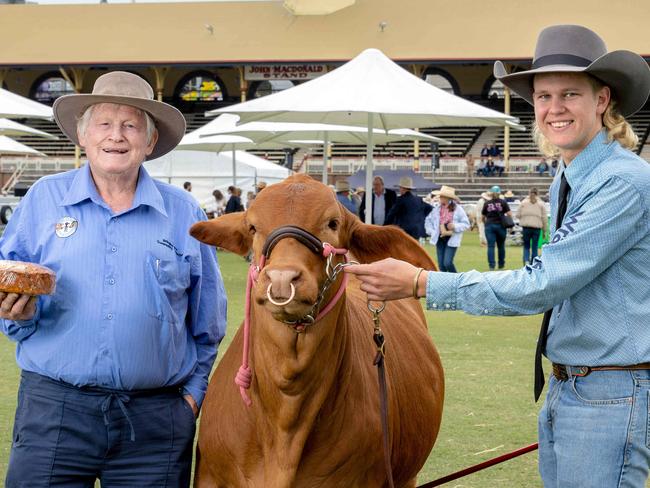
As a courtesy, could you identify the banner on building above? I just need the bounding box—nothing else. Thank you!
[244,65,327,81]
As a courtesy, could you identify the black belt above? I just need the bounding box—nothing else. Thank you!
[552,363,650,381]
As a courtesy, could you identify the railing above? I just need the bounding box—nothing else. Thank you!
[0,157,77,195]
[305,157,550,175]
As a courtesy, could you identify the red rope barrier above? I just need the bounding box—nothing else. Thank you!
[417,443,539,487]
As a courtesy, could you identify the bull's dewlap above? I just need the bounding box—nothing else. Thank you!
[0,260,56,295]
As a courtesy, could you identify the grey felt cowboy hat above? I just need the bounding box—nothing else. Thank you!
[494,25,650,117]
[53,71,186,160]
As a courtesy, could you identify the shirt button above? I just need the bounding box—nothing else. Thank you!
[111,247,117,252]
[107,313,113,320]
[109,279,115,285]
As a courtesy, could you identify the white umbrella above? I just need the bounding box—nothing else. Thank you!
[0,135,45,156]
[201,114,451,184]
[0,118,58,139]
[0,88,53,119]
[209,48,520,223]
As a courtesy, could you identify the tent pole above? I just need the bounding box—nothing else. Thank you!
[322,131,329,185]
[232,144,237,186]
[364,114,374,225]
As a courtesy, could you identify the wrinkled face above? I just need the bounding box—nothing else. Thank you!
[247,176,348,323]
[78,103,158,180]
[533,72,609,163]
[372,178,384,195]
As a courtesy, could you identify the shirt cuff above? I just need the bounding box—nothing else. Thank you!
[425,271,460,311]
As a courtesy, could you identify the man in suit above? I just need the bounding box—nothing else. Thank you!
[385,176,432,239]
[359,175,397,225]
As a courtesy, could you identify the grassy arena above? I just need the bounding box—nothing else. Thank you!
[0,230,548,487]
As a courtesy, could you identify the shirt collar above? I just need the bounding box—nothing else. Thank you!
[561,130,612,188]
[60,163,167,217]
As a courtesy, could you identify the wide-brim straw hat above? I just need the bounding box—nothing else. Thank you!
[53,71,186,160]
[397,176,415,189]
[494,25,650,117]
[335,180,350,192]
[504,190,515,198]
[432,185,459,200]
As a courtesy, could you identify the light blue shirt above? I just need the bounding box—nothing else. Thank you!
[425,131,650,367]
[337,193,357,213]
[373,192,386,226]
[0,164,227,406]
[424,203,471,247]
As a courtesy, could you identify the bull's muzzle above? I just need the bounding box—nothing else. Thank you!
[266,282,296,306]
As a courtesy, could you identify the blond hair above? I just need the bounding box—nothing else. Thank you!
[533,75,638,157]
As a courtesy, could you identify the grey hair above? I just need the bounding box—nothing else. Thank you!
[76,104,157,145]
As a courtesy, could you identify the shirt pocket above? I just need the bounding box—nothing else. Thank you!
[144,253,191,324]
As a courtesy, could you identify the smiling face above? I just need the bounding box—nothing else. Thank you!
[77,103,158,182]
[533,72,610,164]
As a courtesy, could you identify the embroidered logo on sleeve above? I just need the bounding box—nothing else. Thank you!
[550,211,585,244]
[55,217,78,238]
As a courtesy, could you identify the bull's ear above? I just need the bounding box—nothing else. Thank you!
[190,213,252,256]
[345,217,437,271]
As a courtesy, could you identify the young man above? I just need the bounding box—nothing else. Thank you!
[0,71,227,487]
[345,25,650,487]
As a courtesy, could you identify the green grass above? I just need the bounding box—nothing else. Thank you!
[0,231,546,486]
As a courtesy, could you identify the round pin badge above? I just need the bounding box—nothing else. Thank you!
[55,217,78,238]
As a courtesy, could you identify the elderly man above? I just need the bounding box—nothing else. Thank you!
[346,25,650,487]
[358,175,397,225]
[334,179,357,213]
[0,71,226,487]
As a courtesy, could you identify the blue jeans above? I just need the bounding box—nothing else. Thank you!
[539,369,650,487]
[522,227,541,264]
[6,371,196,487]
[485,222,506,269]
[436,236,458,273]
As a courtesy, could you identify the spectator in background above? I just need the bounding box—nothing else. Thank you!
[183,181,192,192]
[225,186,244,214]
[475,191,490,246]
[481,185,512,270]
[480,144,490,164]
[204,189,226,218]
[494,156,505,176]
[504,190,516,202]
[351,186,365,215]
[465,153,475,182]
[334,180,357,213]
[385,176,432,240]
[550,159,559,177]
[489,142,502,159]
[255,181,267,193]
[246,190,256,210]
[484,157,495,176]
[359,175,397,225]
[424,185,470,272]
[517,187,548,265]
[537,158,550,175]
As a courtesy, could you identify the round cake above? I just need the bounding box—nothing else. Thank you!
[0,260,56,295]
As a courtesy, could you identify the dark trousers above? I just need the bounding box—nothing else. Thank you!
[436,236,458,273]
[522,227,541,264]
[485,222,507,269]
[6,371,196,488]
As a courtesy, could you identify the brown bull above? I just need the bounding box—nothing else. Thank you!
[190,174,444,488]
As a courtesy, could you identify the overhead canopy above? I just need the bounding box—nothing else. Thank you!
[0,118,58,139]
[144,149,290,205]
[0,88,53,120]
[0,135,46,155]
[209,48,521,130]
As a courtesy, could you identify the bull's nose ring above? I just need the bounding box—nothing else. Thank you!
[266,283,296,306]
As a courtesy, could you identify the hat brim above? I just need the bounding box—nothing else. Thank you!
[494,50,650,117]
[53,94,186,161]
[432,190,458,200]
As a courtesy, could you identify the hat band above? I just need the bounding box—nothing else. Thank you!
[532,53,592,69]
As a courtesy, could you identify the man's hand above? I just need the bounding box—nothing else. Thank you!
[184,394,199,418]
[446,222,455,231]
[0,293,36,321]
[344,258,429,301]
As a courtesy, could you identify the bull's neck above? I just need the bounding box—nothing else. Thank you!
[250,297,350,486]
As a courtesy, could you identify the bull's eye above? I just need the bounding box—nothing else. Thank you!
[249,225,256,235]
[328,220,338,230]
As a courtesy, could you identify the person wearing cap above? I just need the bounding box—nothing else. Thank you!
[0,71,227,486]
[385,176,432,240]
[424,186,470,273]
[481,185,512,270]
[359,175,397,225]
[334,179,357,213]
[345,25,650,486]
[255,180,267,193]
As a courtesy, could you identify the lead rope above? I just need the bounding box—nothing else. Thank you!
[369,301,395,488]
